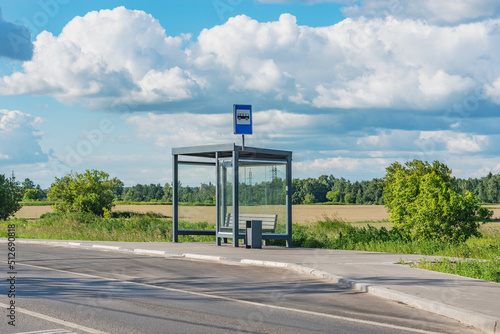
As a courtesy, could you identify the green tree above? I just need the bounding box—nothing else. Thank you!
[303,193,316,204]
[0,174,23,220]
[326,190,339,202]
[113,179,124,201]
[48,170,121,216]
[383,160,492,242]
[22,178,36,191]
[344,193,354,204]
[162,183,172,202]
[23,188,42,201]
[292,178,306,204]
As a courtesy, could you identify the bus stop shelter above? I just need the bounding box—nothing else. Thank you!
[172,143,292,247]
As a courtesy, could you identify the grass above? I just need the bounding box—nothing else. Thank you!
[114,201,215,206]
[20,201,210,206]
[2,212,172,242]
[2,212,499,282]
[1,211,215,243]
[407,258,500,283]
[115,201,172,205]
[20,201,59,206]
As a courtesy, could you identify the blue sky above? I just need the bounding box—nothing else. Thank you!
[1,0,500,188]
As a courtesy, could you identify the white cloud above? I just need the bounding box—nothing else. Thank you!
[0,7,191,106]
[356,129,420,150]
[293,155,391,180]
[1,8,500,112]
[312,17,497,109]
[342,0,500,25]
[440,156,500,179]
[126,112,233,148]
[418,70,476,99]
[134,67,201,103]
[231,58,284,93]
[484,76,500,104]
[418,131,489,154]
[125,109,318,149]
[193,13,500,110]
[0,109,47,165]
[191,13,303,97]
[296,156,361,171]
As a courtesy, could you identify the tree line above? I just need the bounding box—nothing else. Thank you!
[4,170,500,207]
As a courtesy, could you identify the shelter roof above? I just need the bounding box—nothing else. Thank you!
[172,144,292,160]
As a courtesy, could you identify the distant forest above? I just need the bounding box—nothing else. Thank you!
[22,172,500,205]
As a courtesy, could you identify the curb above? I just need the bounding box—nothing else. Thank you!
[12,240,500,334]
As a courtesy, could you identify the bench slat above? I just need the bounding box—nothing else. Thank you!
[224,213,277,231]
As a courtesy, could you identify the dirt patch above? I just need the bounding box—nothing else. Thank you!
[14,206,53,219]
[292,205,389,224]
[113,204,389,224]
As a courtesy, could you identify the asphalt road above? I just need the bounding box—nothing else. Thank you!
[1,244,481,334]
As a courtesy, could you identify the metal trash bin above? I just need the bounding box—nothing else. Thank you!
[246,220,262,249]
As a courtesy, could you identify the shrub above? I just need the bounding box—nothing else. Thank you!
[383,160,492,243]
[0,174,23,220]
[48,170,121,217]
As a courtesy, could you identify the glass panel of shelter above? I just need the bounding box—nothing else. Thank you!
[217,159,233,233]
[178,162,216,230]
[217,158,287,236]
[238,160,287,233]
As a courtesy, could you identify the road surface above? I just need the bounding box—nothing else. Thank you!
[2,244,481,334]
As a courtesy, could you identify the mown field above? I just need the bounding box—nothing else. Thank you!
[14,203,500,229]
[14,204,392,223]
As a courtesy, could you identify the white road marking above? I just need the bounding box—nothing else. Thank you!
[15,261,444,334]
[0,300,108,334]
[13,329,76,334]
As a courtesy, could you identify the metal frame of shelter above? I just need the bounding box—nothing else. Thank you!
[172,143,293,247]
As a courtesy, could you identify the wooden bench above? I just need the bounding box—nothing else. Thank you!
[224,213,277,233]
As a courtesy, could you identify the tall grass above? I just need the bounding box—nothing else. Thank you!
[1,211,218,243]
[2,212,171,242]
[286,216,500,261]
[2,212,499,282]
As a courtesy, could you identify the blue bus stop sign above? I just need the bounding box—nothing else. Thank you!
[233,104,252,135]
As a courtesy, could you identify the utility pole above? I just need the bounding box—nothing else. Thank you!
[248,169,253,205]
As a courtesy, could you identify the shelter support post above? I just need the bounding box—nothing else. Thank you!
[232,148,239,247]
[172,154,179,242]
[215,152,221,246]
[286,154,293,248]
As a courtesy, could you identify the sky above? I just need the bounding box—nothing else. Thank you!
[1,0,500,188]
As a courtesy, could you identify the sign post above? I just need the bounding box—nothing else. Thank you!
[233,104,252,149]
